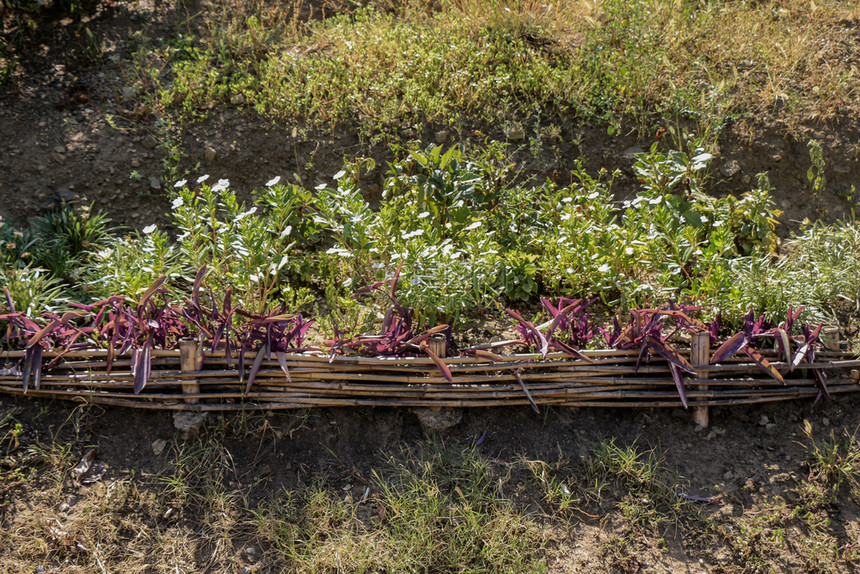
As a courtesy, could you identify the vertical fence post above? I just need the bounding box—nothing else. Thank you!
[691,332,710,428]
[429,334,447,359]
[179,338,200,405]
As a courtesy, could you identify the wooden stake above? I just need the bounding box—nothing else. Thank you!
[179,339,200,405]
[691,332,710,428]
[429,334,447,359]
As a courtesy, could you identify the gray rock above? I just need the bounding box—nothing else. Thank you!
[173,412,208,440]
[720,159,741,178]
[505,123,526,142]
[56,188,78,203]
[149,177,161,190]
[231,93,245,105]
[204,146,217,164]
[122,86,136,99]
[142,134,158,149]
[413,407,462,433]
[151,439,168,456]
[434,129,450,145]
[622,145,644,159]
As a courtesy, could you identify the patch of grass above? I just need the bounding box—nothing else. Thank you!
[255,441,548,572]
[129,0,860,139]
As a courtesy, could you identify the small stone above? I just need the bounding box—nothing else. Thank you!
[58,502,70,512]
[151,439,168,456]
[56,188,78,203]
[720,159,741,178]
[723,470,733,480]
[53,145,66,154]
[765,423,777,434]
[122,86,136,99]
[705,431,716,440]
[231,93,245,105]
[413,407,463,433]
[242,546,258,563]
[142,134,158,149]
[713,427,726,436]
[505,123,526,142]
[434,129,450,145]
[149,177,161,190]
[771,154,782,163]
[759,415,769,426]
[130,158,140,168]
[822,417,830,427]
[204,146,217,164]
[173,412,208,440]
[52,153,66,165]
[742,174,751,184]
[622,145,644,158]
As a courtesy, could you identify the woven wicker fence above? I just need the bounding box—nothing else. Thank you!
[2,337,858,412]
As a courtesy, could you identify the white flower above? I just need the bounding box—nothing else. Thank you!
[266,176,281,187]
[197,174,210,183]
[560,213,571,221]
[173,179,187,188]
[598,263,610,273]
[587,191,599,199]
[648,195,663,205]
[566,267,574,274]
[333,170,347,180]
[561,197,573,203]
[142,224,157,234]
[171,197,184,209]
[212,178,229,192]
[401,229,425,239]
[464,221,481,230]
[417,211,430,219]
[234,207,257,221]
[625,247,634,255]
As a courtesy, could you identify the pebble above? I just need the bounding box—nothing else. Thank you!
[765,423,777,434]
[505,123,526,141]
[53,145,66,154]
[622,145,644,158]
[122,86,136,99]
[151,439,167,456]
[173,412,208,440]
[149,177,161,190]
[719,159,741,178]
[204,146,217,164]
[413,407,463,433]
[142,134,158,149]
[723,470,733,480]
[242,546,258,563]
[434,129,450,144]
[231,93,245,105]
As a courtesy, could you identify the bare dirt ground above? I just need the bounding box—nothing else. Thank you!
[2,393,860,572]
